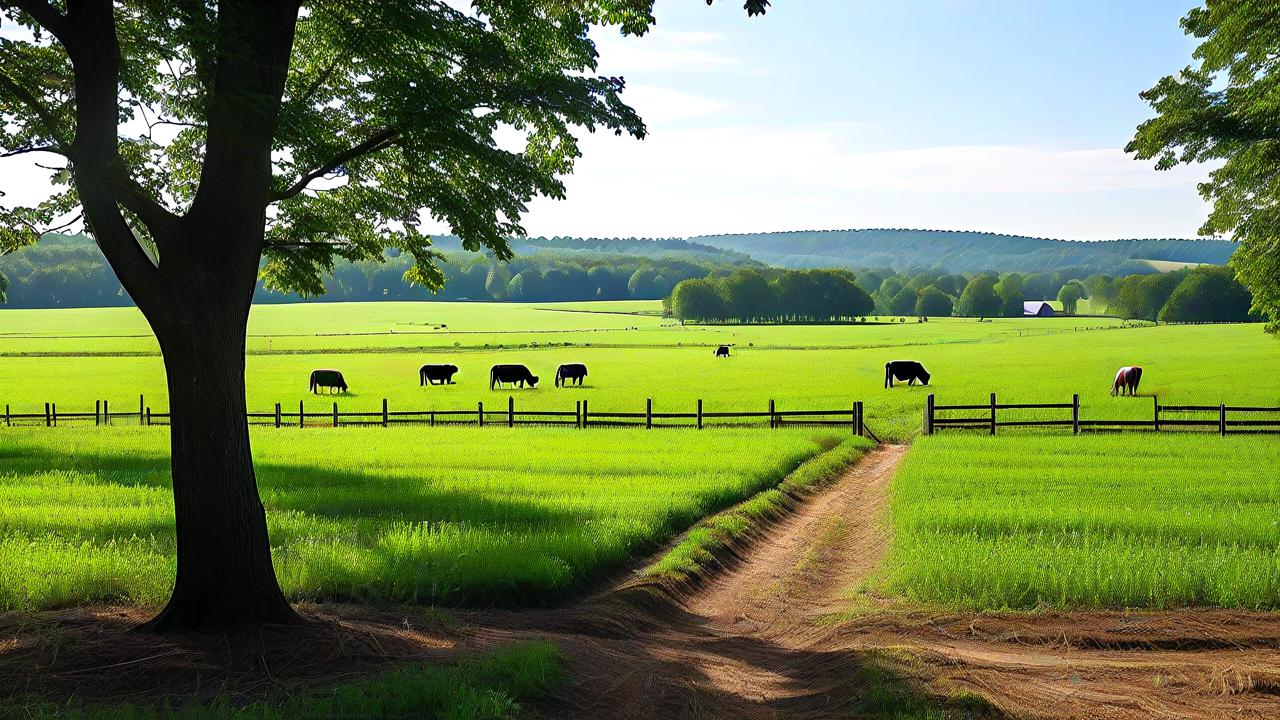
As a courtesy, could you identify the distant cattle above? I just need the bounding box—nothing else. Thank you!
[715,345,731,358]
[885,361,930,388]
[1111,366,1143,397]
[420,364,459,386]
[555,363,588,387]
[309,369,348,394]
[491,364,539,390]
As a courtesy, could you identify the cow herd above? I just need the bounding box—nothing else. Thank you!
[308,353,1144,397]
[308,363,589,394]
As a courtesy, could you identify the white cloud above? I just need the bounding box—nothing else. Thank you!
[496,121,1215,240]
[621,85,727,124]
[592,28,742,73]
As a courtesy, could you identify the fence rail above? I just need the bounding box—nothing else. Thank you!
[2,395,870,436]
[924,393,1280,436]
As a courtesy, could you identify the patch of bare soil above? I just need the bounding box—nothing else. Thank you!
[4,443,1280,719]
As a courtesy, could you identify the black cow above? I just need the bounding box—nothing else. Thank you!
[555,363,588,387]
[884,360,930,388]
[715,345,731,358]
[490,364,539,390]
[420,364,459,386]
[309,369,349,394]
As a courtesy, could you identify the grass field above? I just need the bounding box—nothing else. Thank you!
[0,300,1277,617]
[0,425,852,611]
[0,301,1274,442]
[883,434,1280,610]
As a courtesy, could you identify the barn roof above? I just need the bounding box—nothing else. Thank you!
[1023,301,1055,316]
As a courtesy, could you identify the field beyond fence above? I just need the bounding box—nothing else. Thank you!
[926,394,1280,436]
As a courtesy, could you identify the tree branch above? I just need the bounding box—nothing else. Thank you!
[112,171,181,240]
[0,68,71,149]
[4,0,72,41]
[0,144,64,158]
[271,127,400,202]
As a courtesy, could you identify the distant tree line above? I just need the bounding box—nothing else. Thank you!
[668,268,874,322]
[668,264,1260,324]
[0,235,753,308]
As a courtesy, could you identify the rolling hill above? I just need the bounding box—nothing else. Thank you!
[685,229,1236,274]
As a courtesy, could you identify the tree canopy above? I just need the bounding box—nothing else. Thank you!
[1128,1,1280,334]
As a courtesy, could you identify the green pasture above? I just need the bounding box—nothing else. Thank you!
[0,425,849,612]
[883,434,1280,610]
[0,303,1272,441]
[0,299,1129,354]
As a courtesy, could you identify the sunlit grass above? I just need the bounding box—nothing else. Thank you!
[883,434,1280,609]
[0,426,842,611]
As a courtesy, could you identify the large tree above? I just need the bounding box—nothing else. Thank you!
[0,0,768,630]
[1128,1,1280,335]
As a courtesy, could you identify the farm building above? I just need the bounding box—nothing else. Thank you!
[1023,301,1056,317]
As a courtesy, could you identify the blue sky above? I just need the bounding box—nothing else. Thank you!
[508,0,1214,241]
[0,1,1213,242]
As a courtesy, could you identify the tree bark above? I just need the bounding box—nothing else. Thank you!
[140,311,301,631]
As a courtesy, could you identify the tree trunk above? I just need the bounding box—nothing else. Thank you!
[140,316,301,631]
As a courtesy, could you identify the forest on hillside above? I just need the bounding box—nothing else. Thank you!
[0,234,756,308]
[687,229,1236,273]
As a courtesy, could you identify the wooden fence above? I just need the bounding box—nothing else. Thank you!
[924,393,1280,436]
[2,395,870,436]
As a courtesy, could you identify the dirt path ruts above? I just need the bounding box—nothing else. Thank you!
[502,442,1280,719]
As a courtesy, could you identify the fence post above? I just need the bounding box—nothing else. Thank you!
[44,402,50,428]
[575,400,581,429]
[95,400,101,426]
[855,401,862,436]
[430,410,435,427]
[582,399,588,428]
[924,394,934,435]
[299,400,304,428]
[646,398,653,429]
[139,395,144,426]
[146,407,151,426]
[989,393,997,436]
[332,402,338,428]
[103,400,109,426]
[4,404,9,427]
[769,399,776,429]
[1153,395,1160,432]
[1220,402,1227,436]
[51,403,57,427]
[1072,394,1080,435]
[275,403,281,428]
[697,399,703,430]
[478,401,484,427]
[508,396,514,428]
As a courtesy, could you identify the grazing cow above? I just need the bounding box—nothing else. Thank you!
[555,363,588,387]
[1111,366,1143,397]
[420,364,459,386]
[715,345,731,358]
[885,360,930,388]
[309,369,348,394]
[490,364,539,390]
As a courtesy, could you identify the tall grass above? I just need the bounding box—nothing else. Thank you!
[0,426,841,611]
[883,434,1280,609]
